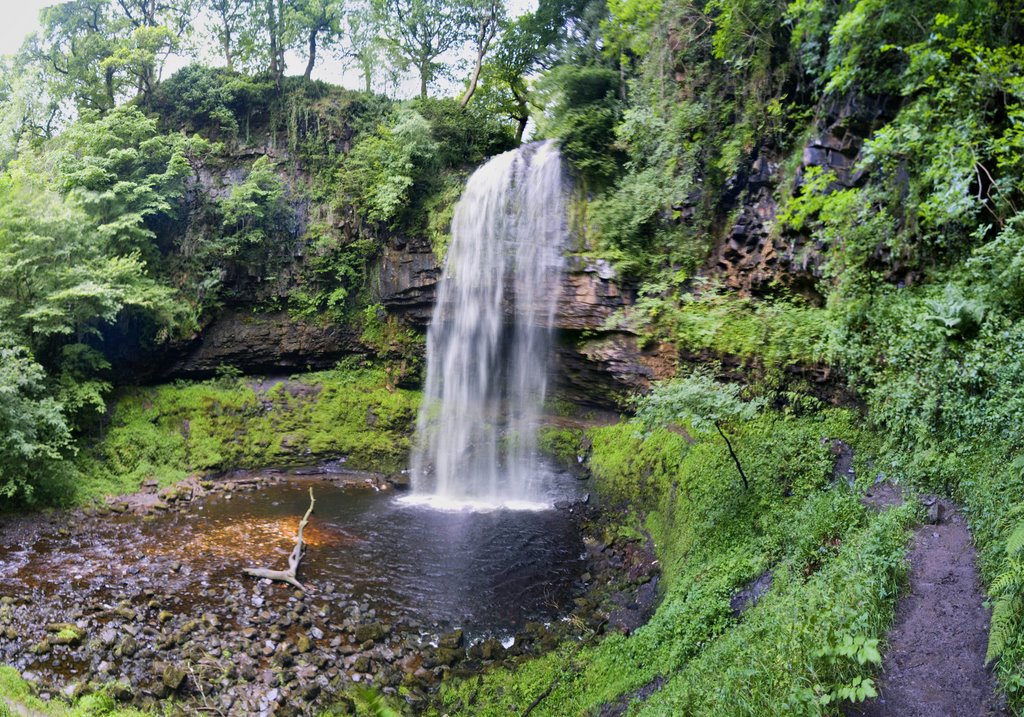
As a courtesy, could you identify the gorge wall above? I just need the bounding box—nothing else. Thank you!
[151,87,892,407]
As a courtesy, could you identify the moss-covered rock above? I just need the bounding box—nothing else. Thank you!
[72,366,420,504]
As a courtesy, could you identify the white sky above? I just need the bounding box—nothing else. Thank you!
[1,0,537,99]
[0,0,53,57]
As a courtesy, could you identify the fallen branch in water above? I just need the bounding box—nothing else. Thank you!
[243,486,315,590]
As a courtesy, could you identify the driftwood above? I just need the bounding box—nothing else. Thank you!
[243,487,316,590]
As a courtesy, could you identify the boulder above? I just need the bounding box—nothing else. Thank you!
[353,621,389,644]
[160,664,188,691]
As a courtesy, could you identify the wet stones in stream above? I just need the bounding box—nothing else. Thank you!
[0,481,660,715]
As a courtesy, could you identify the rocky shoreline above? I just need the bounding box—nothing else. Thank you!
[0,472,661,715]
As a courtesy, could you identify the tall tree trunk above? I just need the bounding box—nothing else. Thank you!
[276,0,286,86]
[514,115,527,144]
[460,15,497,108]
[267,0,277,79]
[267,0,282,89]
[223,34,234,71]
[304,28,318,80]
[419,60,429,98]
[460,49,485,108]
[513,91,529,144]
[105,68,116,110]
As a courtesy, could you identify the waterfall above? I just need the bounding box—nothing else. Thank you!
[408,140,567,510]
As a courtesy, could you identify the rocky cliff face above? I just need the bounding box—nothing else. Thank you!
[710,93,900,300]
[375,239,675,406]
[374,235,441,326]
[162,92,892,403]
[168,310,360,377]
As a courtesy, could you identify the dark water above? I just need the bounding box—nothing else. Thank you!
[0,471,585,637]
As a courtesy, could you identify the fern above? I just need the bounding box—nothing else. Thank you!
[986,520,1024,663]
[992,563,1024,596]
[1007,522,1024,557]
[987,595,1019,664]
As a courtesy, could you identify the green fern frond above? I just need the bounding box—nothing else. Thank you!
[991,559,1024,595]
[1007,522,1024,556]
[987,595,1018,664]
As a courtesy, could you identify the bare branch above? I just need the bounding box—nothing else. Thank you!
[243,487,316,590]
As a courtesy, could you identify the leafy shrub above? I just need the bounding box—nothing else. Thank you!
[634,370,764,488]
[340,108,439,226]
[0,343,73,504]
[412,97,516,167]
[145,64,276,139]
[218,156,293,255]
[536,65,623,188]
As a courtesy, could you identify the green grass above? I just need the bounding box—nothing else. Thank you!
[433,409,914,716]
[0,667,153,716]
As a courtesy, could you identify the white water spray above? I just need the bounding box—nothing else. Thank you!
[408,140,567,510]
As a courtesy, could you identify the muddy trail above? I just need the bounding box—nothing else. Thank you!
[851,490,1006,717]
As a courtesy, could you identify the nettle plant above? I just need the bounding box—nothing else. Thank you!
[812,633,883,706]
[634,369,764,489]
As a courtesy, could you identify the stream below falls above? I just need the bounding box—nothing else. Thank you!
[1,472,586,634]
[0,465,587,699]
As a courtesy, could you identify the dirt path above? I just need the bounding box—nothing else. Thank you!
[850,497,1006,717]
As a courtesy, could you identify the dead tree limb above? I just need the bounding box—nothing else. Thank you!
[244,487,316,590]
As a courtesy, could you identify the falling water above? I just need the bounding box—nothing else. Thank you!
[408,140,567,509]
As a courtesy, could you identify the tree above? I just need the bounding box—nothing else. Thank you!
[108,0,194,98]
[264,0,288,87]
[0,106,197,437]
[0,340,73,504]
[0,52,58,167]
[0,160,180,352]
[634,370,763,489]
[35,0,193,112]
[535,64,622,187]
[36,0,125,112]
[221,0,289,87]
[203,0,250,69]
[340,4,385,91]
[290,0,345,81]
[471,0,581,140]
[201,0,292,82]
[50,105,201,263]
[458,0,504,107]
[377,0,470,98]
[473,15,544,142]
[0,167,179,431]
